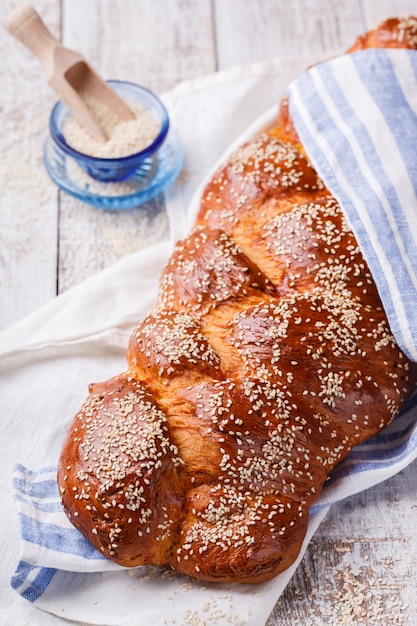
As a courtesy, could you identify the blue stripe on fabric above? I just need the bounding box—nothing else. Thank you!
[288,48,417,360]
[318,56,412,234]
[14,493,64,514]
[13,463,58,477]
[290,65,392,247]
[340,427,417,465]
[337,53,416,351]
[19,513,106,560]
[326,434,417,486]
[310,431,417,515]
[357,416,417,447]
[290,81,411,354]
[348,52,417,309]
[10,562,57,602]
[319,417,417,494]
[314,65,415,297]
[10,561,57,603]
[309,389,417,513]
[353,426,417,454]
[354,395,417,447]
[310,58,416,312]
[352,50,417,203]
[13,477,60,500]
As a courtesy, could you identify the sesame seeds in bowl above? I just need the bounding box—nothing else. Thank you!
[50,81,169,182]
[44,81,183,210]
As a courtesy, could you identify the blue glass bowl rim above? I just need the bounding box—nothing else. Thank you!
[43,128,184,210]
[49,80,170,166]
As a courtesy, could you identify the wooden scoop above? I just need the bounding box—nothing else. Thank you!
[6,5,135,142]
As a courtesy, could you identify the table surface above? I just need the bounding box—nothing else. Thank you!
[2,1,417,624]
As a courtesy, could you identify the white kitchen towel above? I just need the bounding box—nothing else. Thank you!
[1,51,417,626]
[288,48,417,362]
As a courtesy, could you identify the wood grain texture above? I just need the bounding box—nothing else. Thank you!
[214,0,364,67]
[362,0,417,27]
[57,196,169,293]
[0,0,59,330]
[2,0,417,623]
[268,462,417,624]
[62,0,216,93]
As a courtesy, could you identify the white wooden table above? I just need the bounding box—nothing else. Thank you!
[2,1,417,624]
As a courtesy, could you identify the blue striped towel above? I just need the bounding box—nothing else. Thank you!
[11,465,121,604]
[288,48,417,361]
[11,49,417,615]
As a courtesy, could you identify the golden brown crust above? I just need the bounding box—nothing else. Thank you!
[58,373,185,567]
[58,16,417,584]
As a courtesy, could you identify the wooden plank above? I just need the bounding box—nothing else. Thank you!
[57,196,170,293]
[58,0,215,294]
[362,0,417,27]
[268,461,417,625]
[63,0,216,93]
[213,0,365,69]
[0,0,60,331]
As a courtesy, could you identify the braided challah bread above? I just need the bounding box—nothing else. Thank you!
[58,17,417,584]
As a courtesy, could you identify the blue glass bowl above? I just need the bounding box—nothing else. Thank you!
[43,128,183,210]
[49,80,170,182]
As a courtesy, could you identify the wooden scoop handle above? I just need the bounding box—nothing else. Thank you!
[6,5,59,70]
[6,4,108,142]
[6,5,133,142]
